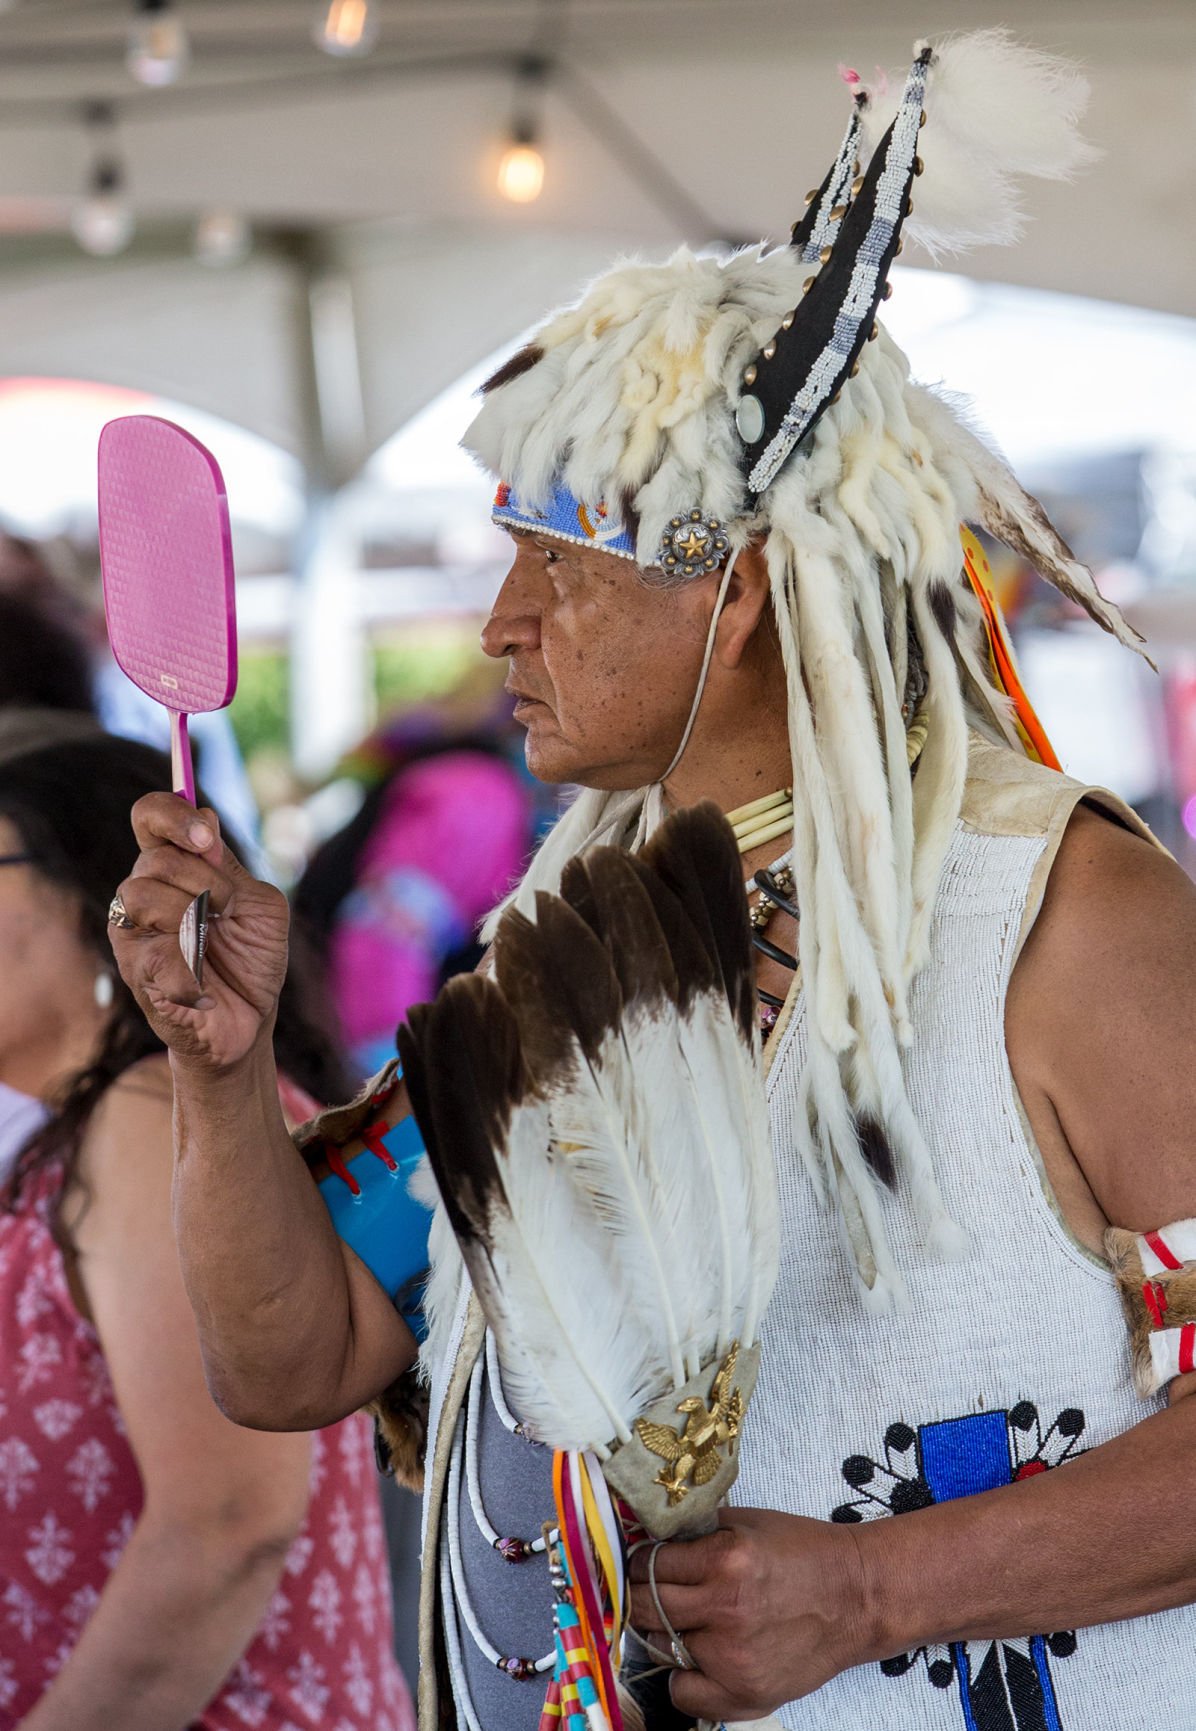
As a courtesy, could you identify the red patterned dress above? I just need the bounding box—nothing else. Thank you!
[0,1088,414,1731]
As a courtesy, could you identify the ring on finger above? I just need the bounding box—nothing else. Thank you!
[648,1541,698,1671]
[107,892,137,931]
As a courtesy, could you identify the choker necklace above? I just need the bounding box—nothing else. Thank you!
[733,711,931,1039]
[726,786,794,855]
[725,709,928,858]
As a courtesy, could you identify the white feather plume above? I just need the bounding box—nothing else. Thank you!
[858,29,1100,257]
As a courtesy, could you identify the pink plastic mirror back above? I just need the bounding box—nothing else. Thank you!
[98,416,237,716]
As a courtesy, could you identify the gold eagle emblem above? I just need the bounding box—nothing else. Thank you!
[634,1344,745,1505]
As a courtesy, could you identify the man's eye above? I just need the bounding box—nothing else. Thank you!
[543,546,562,565]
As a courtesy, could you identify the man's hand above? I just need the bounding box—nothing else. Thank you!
[110,794,290,1073]
[628,1507,873,1723]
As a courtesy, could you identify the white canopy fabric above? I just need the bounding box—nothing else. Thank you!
[0,0,1189,465]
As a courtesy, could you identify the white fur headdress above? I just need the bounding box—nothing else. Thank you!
[463,31,1141,1302]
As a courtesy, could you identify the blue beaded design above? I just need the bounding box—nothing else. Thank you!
[491,478,637,561]
[317,1108,433,1340]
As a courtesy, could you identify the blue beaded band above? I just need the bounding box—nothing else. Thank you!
[317,1105,433,1341]
[492,478,637,560]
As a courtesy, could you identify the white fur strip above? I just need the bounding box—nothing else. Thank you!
[1149,1324,1196,1392]
[1138,1220,1196,1277]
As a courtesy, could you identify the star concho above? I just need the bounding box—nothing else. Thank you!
[657,508,731,579]
[634,1344,745,1505]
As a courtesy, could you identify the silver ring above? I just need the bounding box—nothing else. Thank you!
[648,1541,698,1671]
[107,892,136,931]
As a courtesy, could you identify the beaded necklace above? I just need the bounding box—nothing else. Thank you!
[446,1400,556,1692]
[727,712,929,1037]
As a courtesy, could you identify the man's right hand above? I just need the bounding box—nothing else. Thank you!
[110,794,291,1074]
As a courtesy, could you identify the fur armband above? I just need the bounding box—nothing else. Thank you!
[292,1057,402,1156]
[1105,1220,1196,1397]
[366,1368,430,1494]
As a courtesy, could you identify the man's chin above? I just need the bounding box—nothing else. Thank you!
[522,735,642,794]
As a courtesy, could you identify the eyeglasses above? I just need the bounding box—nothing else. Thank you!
[0,855,33,867]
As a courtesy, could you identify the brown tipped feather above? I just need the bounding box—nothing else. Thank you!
[561,847,680,1010]
[620,852,717,1012]
[398,975,528,1251]
[495,894,622,1076]
[639,803,756,1042]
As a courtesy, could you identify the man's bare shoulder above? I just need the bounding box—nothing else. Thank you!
[1009,802,1196,1229]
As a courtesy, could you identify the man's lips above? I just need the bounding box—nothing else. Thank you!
[507,685,550,713]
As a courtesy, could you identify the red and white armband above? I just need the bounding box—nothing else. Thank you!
[1106,1219,1196,1397]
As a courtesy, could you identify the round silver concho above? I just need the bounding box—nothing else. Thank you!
[657,509,731,579]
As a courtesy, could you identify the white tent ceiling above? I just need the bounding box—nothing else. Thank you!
[0,0,1190,466]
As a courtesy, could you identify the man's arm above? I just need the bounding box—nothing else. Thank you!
[112,794,416,1431]
[631,804,1196,1724]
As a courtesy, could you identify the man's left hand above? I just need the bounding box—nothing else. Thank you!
[628,1506,875,1723]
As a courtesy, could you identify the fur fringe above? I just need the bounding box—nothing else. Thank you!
[461,35,1131,1301]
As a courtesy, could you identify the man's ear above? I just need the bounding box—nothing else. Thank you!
[713,542,772,670]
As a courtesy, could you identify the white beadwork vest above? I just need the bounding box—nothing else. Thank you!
[732,741,1196,1731]
[418,740,1193,1731]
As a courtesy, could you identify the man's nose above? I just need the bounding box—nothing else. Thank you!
[480,561,542,660]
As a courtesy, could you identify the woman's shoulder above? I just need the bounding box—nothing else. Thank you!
[78,1054,174,1182]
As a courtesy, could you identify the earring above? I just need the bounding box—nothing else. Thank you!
[94,971,115,1010]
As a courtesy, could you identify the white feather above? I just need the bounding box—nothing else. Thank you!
[858,30,1100,258]
[435,830,778,1456]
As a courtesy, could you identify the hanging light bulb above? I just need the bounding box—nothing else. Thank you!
[72,158,135,257]
[127,0,189,86]
[497,58,548,205]
[497,133,545,204]
[72,106,134,257]
[314,0,379,56]
[195,208,252,266]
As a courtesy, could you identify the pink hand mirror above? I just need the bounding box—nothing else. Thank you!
[98,415,239,985]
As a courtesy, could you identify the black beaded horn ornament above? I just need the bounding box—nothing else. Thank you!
[790,89,866,264]
[736,43,934,498]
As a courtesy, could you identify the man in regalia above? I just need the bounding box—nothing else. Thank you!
[111,30,1196,1731]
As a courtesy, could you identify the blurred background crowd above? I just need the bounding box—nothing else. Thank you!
[0,1,1193,1726]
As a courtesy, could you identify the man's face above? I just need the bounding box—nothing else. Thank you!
[481,532,714,789]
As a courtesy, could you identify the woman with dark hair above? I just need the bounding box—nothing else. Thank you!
[0,591,95,717]
[0,732,413,1731]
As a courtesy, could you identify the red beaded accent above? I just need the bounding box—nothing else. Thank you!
[323,1139,361,1198]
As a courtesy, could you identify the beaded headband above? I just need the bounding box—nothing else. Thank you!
[493,480,732,580]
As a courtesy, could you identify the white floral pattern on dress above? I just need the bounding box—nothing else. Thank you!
[25,1510,75,1585]
[1,1164,414,1730]
[309,1567,343,1644]
[32,1399,82,1442]
[0,1434,39,1510]
[65,1437,115,1513]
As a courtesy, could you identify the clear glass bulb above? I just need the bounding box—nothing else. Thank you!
[194,208,252,266]
[315,0,379,57]
[497,142,545,204]
[72,189,135,257]
[127,4,189,87]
